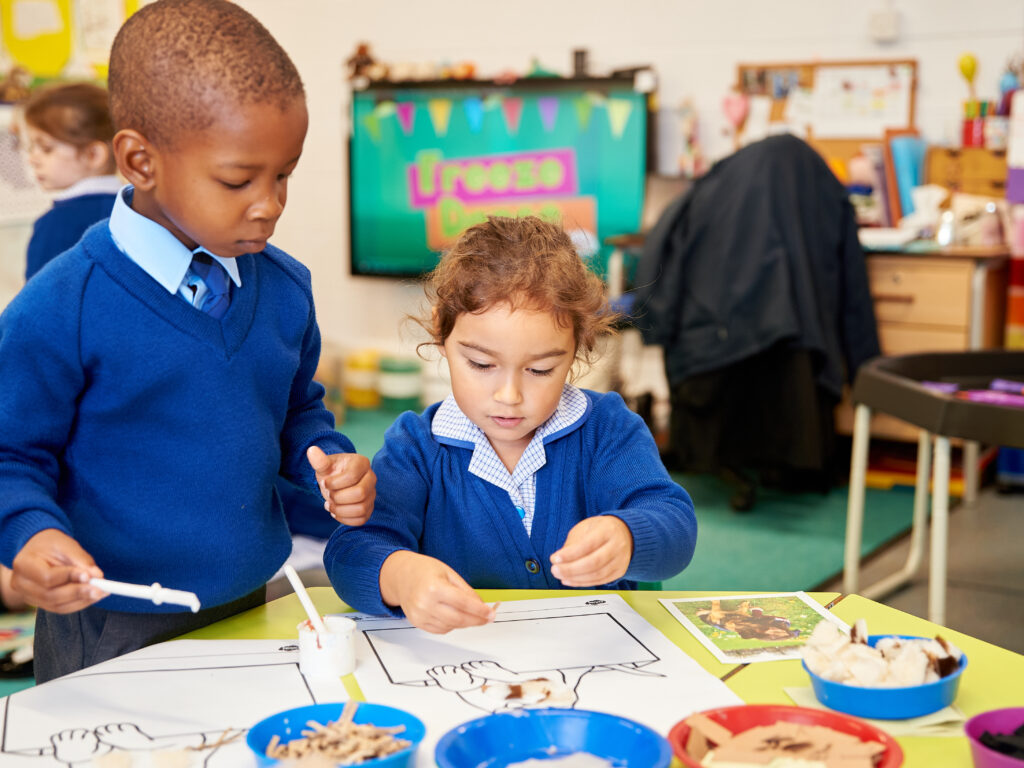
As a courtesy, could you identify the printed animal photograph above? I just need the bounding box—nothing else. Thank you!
[659,592,847,663]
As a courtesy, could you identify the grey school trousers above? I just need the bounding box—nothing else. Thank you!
[33,586,265,684]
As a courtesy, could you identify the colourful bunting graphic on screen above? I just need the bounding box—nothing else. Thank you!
[501,97,523,135]
[538,97,559,132]
[463,97,485,133]
[607,98,633,138]
[375,101,396,118]
[395,102,416,135]
[574,96,593,130]
[586,91,608,107]
[483,93,504,111]
[427,99,452,137]
[362,113,381,142]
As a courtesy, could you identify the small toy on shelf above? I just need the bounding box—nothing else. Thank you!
[346,41,376,81]
[678,100,706,179]
[525,57,558,78]
[449,61,476,80]
[0,65,32,103]
[959,52,978,100]
[493,68,519,85]
[721,90,749,152]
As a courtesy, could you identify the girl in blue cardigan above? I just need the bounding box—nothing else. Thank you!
[326,216,697,633]
[22,82,122,280]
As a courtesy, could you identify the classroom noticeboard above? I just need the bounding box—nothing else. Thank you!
[349,81,647,277]
[735,59,917,170]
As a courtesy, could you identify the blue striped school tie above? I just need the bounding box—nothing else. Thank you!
[189,252,231,319]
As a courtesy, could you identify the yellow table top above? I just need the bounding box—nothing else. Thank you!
[182,588,1023,768]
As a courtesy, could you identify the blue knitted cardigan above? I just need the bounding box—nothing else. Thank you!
[26,192,117,280]
[0,222,351,611]
[325,390,697,616]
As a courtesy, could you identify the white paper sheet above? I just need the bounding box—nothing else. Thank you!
[345,593,742,767]
[0,639,347,767]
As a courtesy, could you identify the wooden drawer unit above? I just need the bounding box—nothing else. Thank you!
[925,147,1008,198]
[868,257,971,328]
[877,324,968,356]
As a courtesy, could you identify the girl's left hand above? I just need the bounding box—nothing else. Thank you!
[549,516,633,587]
[307,446,376,525]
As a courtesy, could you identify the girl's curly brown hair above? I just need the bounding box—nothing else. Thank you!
[415,216,618,369]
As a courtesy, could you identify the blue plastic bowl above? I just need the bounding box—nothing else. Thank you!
[803,634,967,719]
[434,708,673,768]
[247,702,426,767]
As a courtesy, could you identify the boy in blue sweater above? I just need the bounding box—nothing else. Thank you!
[0,0,375,683]
[325,216,696,634]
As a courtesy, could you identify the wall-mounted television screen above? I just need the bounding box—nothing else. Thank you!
[349,76,648,277]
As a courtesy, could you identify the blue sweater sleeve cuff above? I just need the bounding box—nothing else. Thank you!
[325,535,407,618]
[614,510,664,582]
[0,511,71,567]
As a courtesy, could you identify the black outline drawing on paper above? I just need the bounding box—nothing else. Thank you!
[361,610,665,714]
[0,721,245,767]
[425,659,663,713]
[0,646,330,768]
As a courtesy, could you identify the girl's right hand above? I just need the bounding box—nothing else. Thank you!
[11,529,105,613]
[380,550,496,634]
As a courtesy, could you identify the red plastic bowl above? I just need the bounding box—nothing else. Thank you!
[668,704,904,768]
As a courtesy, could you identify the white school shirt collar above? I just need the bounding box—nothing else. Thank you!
[52,174,124,201]
[431,383,588,482]
[108,185,242,292]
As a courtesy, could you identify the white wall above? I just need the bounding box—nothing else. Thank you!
[3,2,1021,353]
[236,0,1023,357]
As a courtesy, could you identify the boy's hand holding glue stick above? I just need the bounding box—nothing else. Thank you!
[11,529,104,613]
[11,529,201,613]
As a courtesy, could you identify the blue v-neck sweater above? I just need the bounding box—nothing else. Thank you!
[0,223,352,612]
[325,390,697,616]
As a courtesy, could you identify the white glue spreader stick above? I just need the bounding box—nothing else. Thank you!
[90,578,201,613]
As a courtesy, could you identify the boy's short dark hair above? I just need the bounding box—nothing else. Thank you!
[108,0,304,148]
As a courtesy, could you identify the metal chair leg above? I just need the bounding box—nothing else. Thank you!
[861,429,931,600]
[843,403,871,594]
[929,436,951,625]
[963,440,979,505]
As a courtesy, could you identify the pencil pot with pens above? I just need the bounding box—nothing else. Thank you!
[961,100,988,148]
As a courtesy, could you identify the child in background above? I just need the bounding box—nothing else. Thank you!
[22,82,121,280]
[0,0,375,683]
[325,216,696,634]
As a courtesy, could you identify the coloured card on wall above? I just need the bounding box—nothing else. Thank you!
[349,82,647,276]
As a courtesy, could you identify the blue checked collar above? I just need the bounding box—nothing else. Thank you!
[431,384,589,488]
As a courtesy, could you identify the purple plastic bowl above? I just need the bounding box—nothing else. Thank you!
[966,708,1024,768]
